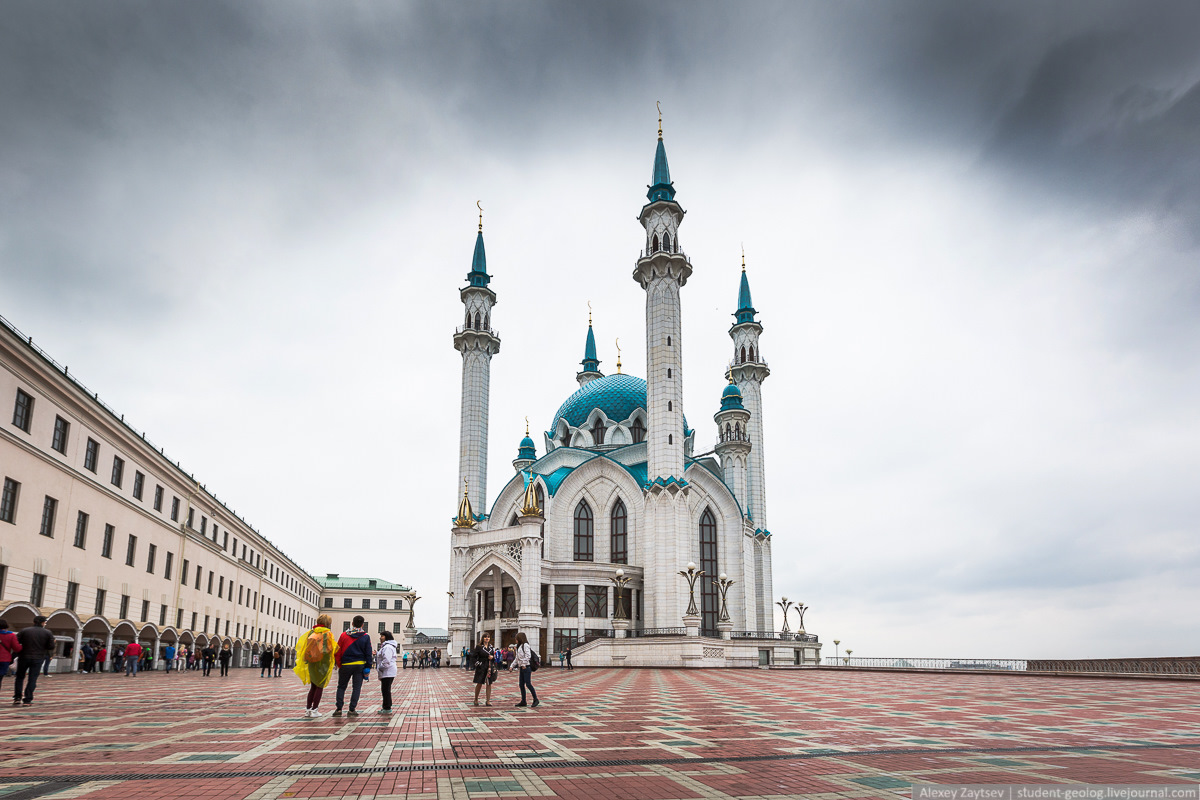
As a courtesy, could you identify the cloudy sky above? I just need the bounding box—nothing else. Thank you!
[3,1,1198,659]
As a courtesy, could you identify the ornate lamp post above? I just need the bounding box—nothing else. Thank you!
[678,562,704,636]
[776,597,794,635]
[833,639,840,663]
[793,602,808,635]
[403,594,421,652]
[844,647,852,666]
[713,573,735,640]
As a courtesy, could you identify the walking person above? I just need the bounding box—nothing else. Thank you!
[565,646,573,670]
[510,632,539,708]
[80,641,95,674]
[113,645,124,674]
[12,616,54,705]
[259,647,273,678]
[375,631,397,713]
[294,614,336,718]
[332,615,372,717]
[202,644,215,677]
[96,644,107,673]
[219,643,232,677]
[163,643,176,673]
[273,645,284,677]
[402,650,408,670]
[471,632,497,707]
[0,618,21,697]
[124,640,143,676]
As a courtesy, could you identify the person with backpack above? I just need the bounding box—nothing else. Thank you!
[332,615,372,717]
[219,643,232,676]
[0,618,21,697]
[375,631,397,713]
[471,632,497,706]
[294,614,336,718]
[273,644,285,677]
[509,631,539,708]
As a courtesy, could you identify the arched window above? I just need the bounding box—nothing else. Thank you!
[560,431,570,449]
[509,513,518,526]
[652,234,659,252]
[668,434,673,445]
[668,401,672,411]
[699,508,718,634]
[735,422,741,438]
[740,346,746,364]
[590,419,605,445]
[748,345,755,362]
[485,314,490,330]
[724,423,731,440]
[610,500,627,564]
[573,501,594,561]
[667,368,672,378]
[535,485,544,512]
[630,418,645,443]
[663,232,671,252]
[474,312,481,330]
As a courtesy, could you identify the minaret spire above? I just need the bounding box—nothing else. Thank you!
[577,302,603,386]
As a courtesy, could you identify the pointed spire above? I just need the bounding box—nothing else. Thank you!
[467,202,491,288]
[580,304,600,372]
[615,338,622,374]
[647,102,676,203]
[519,470,542,517]
[454,479,476,528]
[734,251,757,324]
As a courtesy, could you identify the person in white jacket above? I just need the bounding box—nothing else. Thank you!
[509,631,540,708]
[375,631,398,713]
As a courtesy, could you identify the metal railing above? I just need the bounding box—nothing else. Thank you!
[824,657,1027,670]
[626,627,687,638]
[732,631,819,642]
[1029,657,1200,675]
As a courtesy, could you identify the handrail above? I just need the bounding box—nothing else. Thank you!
[732,631,819,642]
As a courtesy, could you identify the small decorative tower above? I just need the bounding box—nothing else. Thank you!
[513,418,536,473]
[577,307,603,386]
[713,370,751,513]
[633,105,694,628]
[729,252,773,629]
[454,203,501,515]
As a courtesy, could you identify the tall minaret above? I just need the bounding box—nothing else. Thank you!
[633,108,691,482]
[633,108,694,628]
[576,309,603,386]
[729,255,772,630]
[454,204,501,515]
[729,255,769,529]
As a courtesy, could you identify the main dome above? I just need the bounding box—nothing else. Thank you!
[549,373,689,436]
[551,374,647,432]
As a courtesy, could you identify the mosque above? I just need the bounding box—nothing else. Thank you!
[445,118,818,667]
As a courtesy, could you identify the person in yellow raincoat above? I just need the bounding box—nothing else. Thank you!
[294,614,336,718]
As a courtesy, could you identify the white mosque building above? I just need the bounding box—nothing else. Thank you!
[445,120,819,667]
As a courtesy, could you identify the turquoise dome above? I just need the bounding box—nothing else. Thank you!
[720,382,745,412]
[517,435,536,461]
[550,374,690,438]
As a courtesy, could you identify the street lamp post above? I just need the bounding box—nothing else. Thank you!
[610,569,632,639]
[678,563,704,636]
[833,639,840,663]
[776,597,794,635]
[793,602,808,634]
[713,573,735,640]
[844,648,852,666]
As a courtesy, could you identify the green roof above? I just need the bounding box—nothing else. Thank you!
[314,574,411,592]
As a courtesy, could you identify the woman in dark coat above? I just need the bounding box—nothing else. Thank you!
[471,633,497,706]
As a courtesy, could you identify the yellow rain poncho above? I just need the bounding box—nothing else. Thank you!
[293,626,336,688]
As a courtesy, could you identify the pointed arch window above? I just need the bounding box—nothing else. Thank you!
[610,500,627,564]
[561,432,570,449]
[749,345,755,362]
[474,312,482,330]
[652,234,659,252]
[740,346,746,364]
[573,501,594,561]
[699,508,718,634]
[630,418,645,443]
[535,484,544,511]
[590,419,606,445]
[509,513,519,527]
[663,232,671,252]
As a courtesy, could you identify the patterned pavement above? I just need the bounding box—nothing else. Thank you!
[0,666,1198,798]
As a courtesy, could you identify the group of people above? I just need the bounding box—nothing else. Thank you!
[0,615,55,705]
[469,631,540,708]
[294,614,398,717]
[403,648,441,669]
[259,645,287,677]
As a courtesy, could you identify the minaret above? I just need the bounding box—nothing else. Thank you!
[633,108,691,482]
[633,107,694,628]
[577,308,603,386]
[729,254,772,630]
[713,371,751,513]
[454,203,501,515]
[729,254,769,528]
[513,418,536,473]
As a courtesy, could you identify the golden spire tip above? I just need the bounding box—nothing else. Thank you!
[656,100,662,139]
[476,200,483,232]
[615,337,622,374]
[525,416,530,436]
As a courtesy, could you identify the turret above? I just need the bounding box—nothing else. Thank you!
[513,418,536,473]
[728,253,769,527]
[577,310,603,386]
[713,373,751,513]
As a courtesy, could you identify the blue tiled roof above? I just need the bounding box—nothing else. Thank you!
[720,382,744,411]
[735,269,756,323]
[517,435,536,461]
[549,373,691,436]
[542,466,574,496]
[581,324,600,372]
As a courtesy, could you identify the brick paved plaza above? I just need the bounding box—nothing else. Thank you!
[1,667,1198,799]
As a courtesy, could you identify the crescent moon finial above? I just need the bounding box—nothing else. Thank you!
[615,337,622,374]
[656,101,662,139]
[525,416,529,435]
[476,200,483,232]
[741,243,746,271]
[587,300,592,326]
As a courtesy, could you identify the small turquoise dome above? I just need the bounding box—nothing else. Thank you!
[549,373,690,438]
[517,434,536,461]
[720,382,745,411]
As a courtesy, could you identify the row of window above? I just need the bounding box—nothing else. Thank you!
[560,419,647,449]
[9,386,318,608]
[571,499,627,562]
[322,597,405,610]
[2,567,311,640]
[473,584,642,621]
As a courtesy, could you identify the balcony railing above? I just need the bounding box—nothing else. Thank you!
[626,627,687,638]
[454,325,500,339]
[825,657,1026,670]
[732,631,819,642]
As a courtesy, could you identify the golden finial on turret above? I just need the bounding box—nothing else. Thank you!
[587,300,592,327]
[741,243,746,272]
[476,200,483,232]
[525,416,530,436]
[656,100,662,140]
[519,470,541,517]
[454,478,476,528]
[615,338,622,374]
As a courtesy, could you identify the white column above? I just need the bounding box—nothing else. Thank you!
[576,584,585,640]
[104,631,113,672]
[547,584,555,646]
[607,585,614,629]
[72,627,83,673]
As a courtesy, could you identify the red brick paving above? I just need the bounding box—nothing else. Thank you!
[0,666,1197,797]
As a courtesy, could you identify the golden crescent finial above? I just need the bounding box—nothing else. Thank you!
[463,478,469,496]
[656,101,662,139]
[741,243,746,271]
[615,338,622,374]
[476,200,483,232]
[587,300,592,326]
[525,416,529,435]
